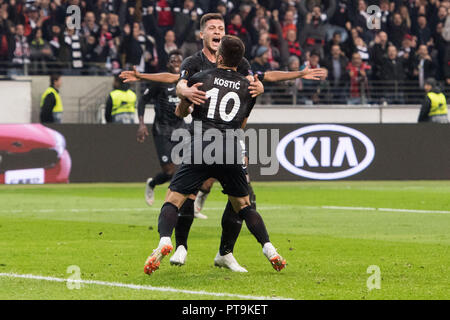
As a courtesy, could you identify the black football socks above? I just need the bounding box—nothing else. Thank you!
[219,200,244,256]
[238,206,270,246]
[175,198,195,250]
[158,202,179,238]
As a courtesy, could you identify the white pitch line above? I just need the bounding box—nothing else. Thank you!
[321,206,450,214]
[0,273,292,300]
[1,205,448,215]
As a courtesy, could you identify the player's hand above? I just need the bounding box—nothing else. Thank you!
[249,74,264,98]
[119,66,141,83]
[183,82,206,105]
[300,66,328,80]
[137,123,149,143]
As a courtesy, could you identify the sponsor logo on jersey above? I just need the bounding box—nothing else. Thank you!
[276,124,375,180]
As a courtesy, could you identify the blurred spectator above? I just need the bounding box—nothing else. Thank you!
[144,6,194,71]
[227,12,252,58]
[252,31,281,70]
[251,46,271,74]
[82,11,100,38]
[173,0,201,58]
[30,27,53,74]
[301,50,323,104]
[285,29,302,62]
[370,31,392,81]
[399,5,412,31]
[389,12,408,48]
[378,0,392,32]
[354,37,369,63]
[398,34,417,60]
[323,44,348,104]
[324,31,342,58]
[122,21,157,73]
[415,15,432,46]
[299,1,336,58]
[281,9,297,40]
[379,45,408,104]
[410,44,436,88]
[11,24,30,75]
[0,0,446,105]
[346,52,371,104]
[62,26,83,73]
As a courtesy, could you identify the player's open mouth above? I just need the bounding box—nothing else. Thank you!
[212,38,221,44]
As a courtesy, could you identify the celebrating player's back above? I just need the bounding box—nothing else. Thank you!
[144,35,286,276]
[187,67,256,133]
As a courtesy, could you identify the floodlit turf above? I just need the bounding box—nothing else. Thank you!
[0,181,449,300]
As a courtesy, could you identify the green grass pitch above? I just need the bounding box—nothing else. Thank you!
[0,181,449,300]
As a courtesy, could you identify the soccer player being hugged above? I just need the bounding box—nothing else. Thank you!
[144,35,286,275]
[120,13,326,272]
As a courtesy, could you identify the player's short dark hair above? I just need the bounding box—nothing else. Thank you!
[200,13,224,30]
[217,35,245,68]
[168,50,183,60]
[50,73,61,86]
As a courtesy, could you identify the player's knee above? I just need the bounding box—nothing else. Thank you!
[165,190,187,209]
[201,178,215,193]
[228,196,251,213]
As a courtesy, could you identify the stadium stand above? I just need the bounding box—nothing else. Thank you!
[0,0,448,106]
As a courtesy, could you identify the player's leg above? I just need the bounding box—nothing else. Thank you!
[144,190,186,275]
[170,193,196,266]
[145,134,175,206]
[216,156,253,264]
[212,165,249,272]
[144,164,208,274]
[228,195,286,272]
[217,164,286,272]
[194,178,216,219]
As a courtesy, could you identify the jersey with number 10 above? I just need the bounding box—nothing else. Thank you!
[187,68,256,134]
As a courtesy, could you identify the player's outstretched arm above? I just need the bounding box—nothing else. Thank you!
[119,66,180,83]
[264,66,328,82]
[176,79,206,105]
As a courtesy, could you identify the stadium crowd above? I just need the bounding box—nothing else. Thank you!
[0,0,449,104]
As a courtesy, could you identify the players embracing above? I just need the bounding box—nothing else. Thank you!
[144,35,286,275]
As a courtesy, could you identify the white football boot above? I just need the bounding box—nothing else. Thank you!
[214,252,248,272]
[144,237,173,275]
[194,191,208,219]
[145,178,155,206]
[262,242,286,272]
[170,245,187,266]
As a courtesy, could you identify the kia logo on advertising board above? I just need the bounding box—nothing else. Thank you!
[276,125,375,180]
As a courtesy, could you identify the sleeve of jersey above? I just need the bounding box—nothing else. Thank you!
[187,73,203,87]
[179,56,197,81]
[138,86,158,117]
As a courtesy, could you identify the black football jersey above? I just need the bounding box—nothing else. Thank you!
[187,68,256,133]
[180,50,253,82]
[138,82,187,136]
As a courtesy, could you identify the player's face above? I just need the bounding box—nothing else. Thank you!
[201,19,225,53]
[167,54,183,74]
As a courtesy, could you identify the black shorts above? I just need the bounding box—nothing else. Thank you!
[153,134,177,165]
[169,163,249,197]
